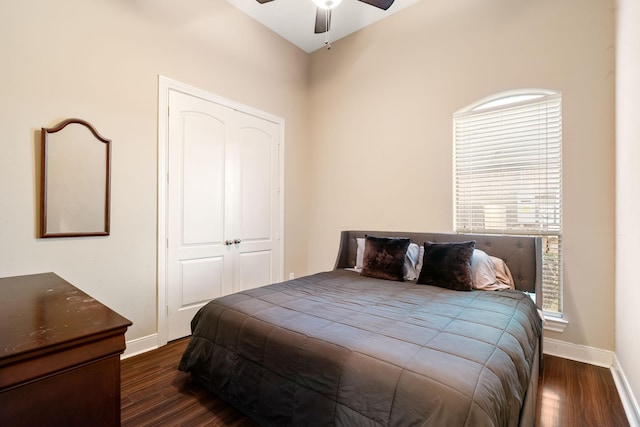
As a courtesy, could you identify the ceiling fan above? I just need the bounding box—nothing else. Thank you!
[255,0,395,34]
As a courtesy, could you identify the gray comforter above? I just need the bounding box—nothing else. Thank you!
[179,270,542,426]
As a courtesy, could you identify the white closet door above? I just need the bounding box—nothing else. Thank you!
[166,90,235,340]
[230,114,280,293]
[165,88,281,341]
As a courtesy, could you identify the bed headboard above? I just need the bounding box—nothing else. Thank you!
[333,230,542,299]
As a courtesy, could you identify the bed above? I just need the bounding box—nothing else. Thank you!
[179,231,543,426]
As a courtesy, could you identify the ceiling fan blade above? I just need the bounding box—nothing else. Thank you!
[357,0,394,10]
[255,0,275,3]
[314,7,331,34]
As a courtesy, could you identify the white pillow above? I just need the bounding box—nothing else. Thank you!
[490,255,515,289]
[471,249,500,290]
[355,237,365,272]
[404,242,421,281]
[470,249,512,290]
[355,237,421,281]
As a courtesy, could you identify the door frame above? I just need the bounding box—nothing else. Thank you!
[156,76,285,347]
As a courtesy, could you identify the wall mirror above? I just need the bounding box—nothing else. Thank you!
[40,119,111,237]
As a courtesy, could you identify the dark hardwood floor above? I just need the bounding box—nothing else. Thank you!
[121,338,629,427]
[121,338,255,427]
[536,355,629,427]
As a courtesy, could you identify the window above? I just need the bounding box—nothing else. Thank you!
[453,90,562,314]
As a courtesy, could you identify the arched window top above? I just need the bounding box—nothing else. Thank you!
[458,88,560,113]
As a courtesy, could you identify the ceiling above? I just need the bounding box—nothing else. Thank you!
[225,0,420,53]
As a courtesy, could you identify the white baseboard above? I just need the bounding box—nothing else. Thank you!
[121,333,159,359]
[612,355,640,427]
[543,337,640,427]
[543,336,614,367]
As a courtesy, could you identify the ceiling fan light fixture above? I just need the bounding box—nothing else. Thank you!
[312,0,343,10]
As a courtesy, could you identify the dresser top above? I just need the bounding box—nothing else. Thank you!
[0,272,132,361]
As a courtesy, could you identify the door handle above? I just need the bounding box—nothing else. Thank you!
[234,239,242,244]
[225,240,234,246]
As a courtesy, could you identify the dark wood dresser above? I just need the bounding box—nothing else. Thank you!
[0,273,132,426]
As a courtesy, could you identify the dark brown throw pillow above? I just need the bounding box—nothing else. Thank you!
[416,241,476,291]
[361,236,411,282]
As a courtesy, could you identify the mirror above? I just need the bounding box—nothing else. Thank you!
[40,119,111,237]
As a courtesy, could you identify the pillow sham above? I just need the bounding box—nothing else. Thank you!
[404,242,421,281]
[490,255,515,289]
[361,236,411,282]
[472,249,511,291]
[417,241,475,291]
[356,238,365,270]
[355,237,421,280]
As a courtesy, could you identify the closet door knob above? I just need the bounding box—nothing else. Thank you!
[225,240,234,246]
[234,239,242,244]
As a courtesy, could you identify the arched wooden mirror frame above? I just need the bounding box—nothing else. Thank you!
[40,119,111,238]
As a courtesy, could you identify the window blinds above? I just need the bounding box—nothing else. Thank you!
[454,94,562,235]
[453,93,562,313]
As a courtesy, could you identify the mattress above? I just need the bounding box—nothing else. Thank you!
[179,269,542,426]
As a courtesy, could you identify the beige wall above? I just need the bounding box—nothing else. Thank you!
[308,0,616,351]
[0,0,311,342]
[616,0,640,413]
